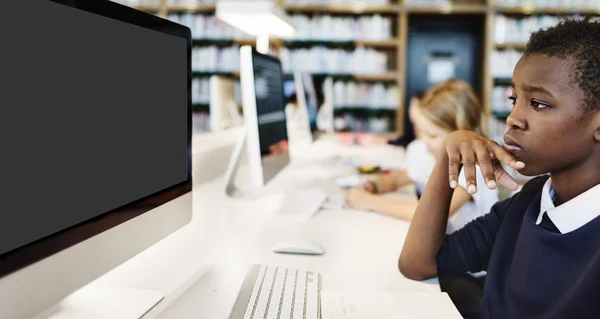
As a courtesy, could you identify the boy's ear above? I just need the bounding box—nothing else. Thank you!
[594,113,600,143]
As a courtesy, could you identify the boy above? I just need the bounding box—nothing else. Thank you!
[399,18,600,318]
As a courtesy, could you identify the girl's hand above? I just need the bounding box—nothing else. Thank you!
[346,186,377,211]
[443,130,525,193]
[363,181,378,194]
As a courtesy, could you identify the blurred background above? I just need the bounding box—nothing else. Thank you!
[112,0,600,144]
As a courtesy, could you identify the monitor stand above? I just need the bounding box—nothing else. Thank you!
[33,286,163,319]
[222,128,328,221]
[223,126,250,197]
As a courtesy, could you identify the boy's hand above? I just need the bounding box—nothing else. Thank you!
[443,130,525,193]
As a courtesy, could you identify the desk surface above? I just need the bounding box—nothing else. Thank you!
[92,138,440,319]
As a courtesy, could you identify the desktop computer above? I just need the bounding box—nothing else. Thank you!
[223,46,328,212]
[222,47,325,318]
[0,1,192,318]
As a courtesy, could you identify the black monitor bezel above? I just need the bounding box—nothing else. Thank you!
[0,0,193,279]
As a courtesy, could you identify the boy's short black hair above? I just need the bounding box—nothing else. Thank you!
[525,17,600,115]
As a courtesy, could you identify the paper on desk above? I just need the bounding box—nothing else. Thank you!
[320,291,462,319]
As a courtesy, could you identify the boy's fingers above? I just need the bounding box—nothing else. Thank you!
[473,142,497,190]
[447,147,461,189]
[490,143,525,169]
[493,162,519,191]
[460,143,477,194]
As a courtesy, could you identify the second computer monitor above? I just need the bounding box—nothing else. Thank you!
[240,46,289,187]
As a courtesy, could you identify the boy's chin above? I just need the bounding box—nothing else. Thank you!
[515,166,545,177]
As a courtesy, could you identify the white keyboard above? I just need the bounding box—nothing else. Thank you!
[229,265,321,319]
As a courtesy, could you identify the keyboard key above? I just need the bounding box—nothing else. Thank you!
[293,271,307,319]
[305,272,319,319]
[267,268,287,318]
[253,266,277,318]
[279,269,297,319]
[243,265,267,319]
[237,265,319,319]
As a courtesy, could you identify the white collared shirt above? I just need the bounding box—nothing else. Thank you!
[536,178,600,234]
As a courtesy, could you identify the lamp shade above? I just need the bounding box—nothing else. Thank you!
[216,0,296,38]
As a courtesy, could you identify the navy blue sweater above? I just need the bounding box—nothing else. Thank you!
[436,175,600,318]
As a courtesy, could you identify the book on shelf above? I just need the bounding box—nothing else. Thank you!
[334,113,393,133]
[333,81,398,110]
[284,0,392,6]
[496,0,600,9]
[491,86,514,115]
[192,46,239,72]
[279,47,389,74]
[491,49,522,78]
[289,14,393,42]
[168,0,216,6]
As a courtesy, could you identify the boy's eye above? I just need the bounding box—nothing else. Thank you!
[508,96,517,106]
[530,99,550,109]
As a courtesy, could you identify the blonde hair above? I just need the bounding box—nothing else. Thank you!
[418,79,489,137]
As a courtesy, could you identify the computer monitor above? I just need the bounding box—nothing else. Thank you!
[239,45,290,188]
[0,1,192,318]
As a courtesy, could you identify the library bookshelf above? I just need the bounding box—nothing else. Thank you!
[133,0,599,136]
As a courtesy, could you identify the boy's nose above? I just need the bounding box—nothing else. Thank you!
[506,106,527,131]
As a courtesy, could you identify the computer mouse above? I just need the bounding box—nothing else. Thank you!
[272,240,325,255]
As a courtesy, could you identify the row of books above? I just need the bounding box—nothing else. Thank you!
[191,78,210,104]
[289,15,393,41]
[496,0,600,9]
[192,46,239,72]
[284,0,391,6]
[168,14,253,40]
[494,15,600,44]
[168,0,216,5]
[491,86,514,114]
[490,49,522,78]
[334,114,393,133]
[279,47,389,74]
[333,81,399,109]
[404,0,452,6]
[168,13,394,42]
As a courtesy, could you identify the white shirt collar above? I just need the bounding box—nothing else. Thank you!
[536,178,600,234]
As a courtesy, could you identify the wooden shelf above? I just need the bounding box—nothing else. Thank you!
[406,4,488,14]
[283,38,398,48]
[192,104,210,113]
[283,4,400,14]
[354,73,398,81]
[134,5,160,12]
[192,38,398,49]
[496,7,600,15]
[495,42,527,50]
[167,4,215,13]
[192,71,239,78]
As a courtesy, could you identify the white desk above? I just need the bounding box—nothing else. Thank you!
[91,138,440,319]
